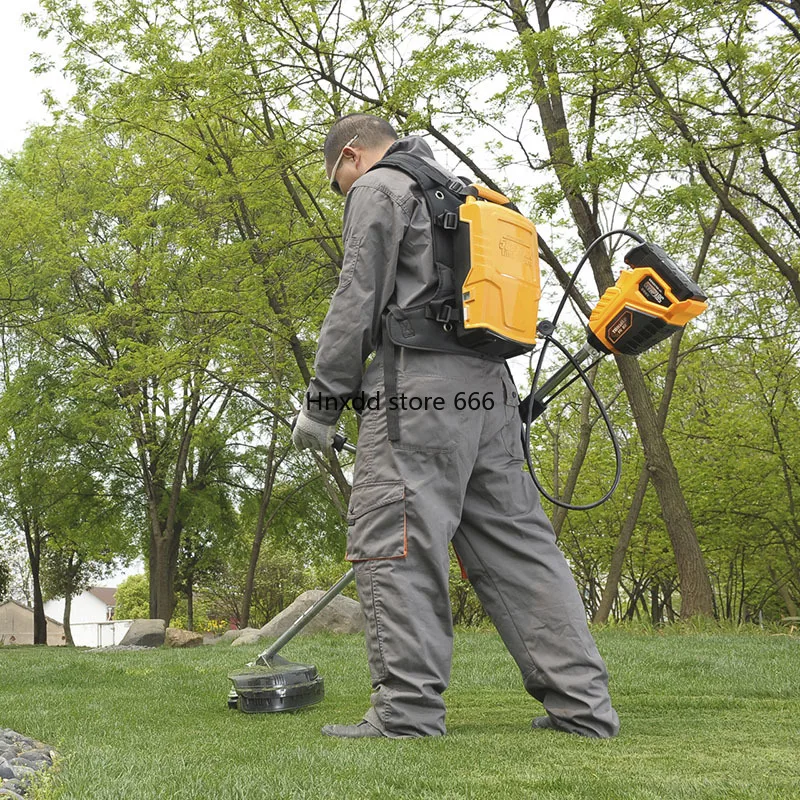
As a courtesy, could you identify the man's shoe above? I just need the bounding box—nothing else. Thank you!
[531,716,609,738]
[321,720,385,738]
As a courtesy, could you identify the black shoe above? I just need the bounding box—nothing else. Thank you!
[321,720,385,738]
[532,716,610,738]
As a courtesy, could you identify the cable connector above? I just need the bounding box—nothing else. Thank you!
[537,319,556,338]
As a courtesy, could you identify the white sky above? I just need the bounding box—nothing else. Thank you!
[0,1,72,157]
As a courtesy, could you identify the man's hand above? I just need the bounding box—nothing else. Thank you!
[291,408,336,455]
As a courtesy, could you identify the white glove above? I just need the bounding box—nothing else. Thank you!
[291,408,336,455]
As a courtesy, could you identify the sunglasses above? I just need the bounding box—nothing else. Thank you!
[328,134,359,195]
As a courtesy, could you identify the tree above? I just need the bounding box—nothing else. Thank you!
[21,0,800,624]
[602,0,800,307]
[26,1,359,621]
[0,118,300,623]
[114,574,150,620]
[0,557,10,602]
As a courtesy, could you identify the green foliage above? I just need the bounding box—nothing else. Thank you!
[169,593,226,634]
[114,574,149,620]
[1,0,797,628]
[449,549,489,628]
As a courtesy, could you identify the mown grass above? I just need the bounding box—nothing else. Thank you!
[1,628,798,799]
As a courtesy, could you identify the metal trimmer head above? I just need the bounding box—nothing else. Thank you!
[226,568,356,713]
[228,654,325,713]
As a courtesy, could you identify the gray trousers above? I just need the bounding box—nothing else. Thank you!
[345,348,619,738]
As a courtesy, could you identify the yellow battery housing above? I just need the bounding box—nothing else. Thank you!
[454,190,541,358]
[588,267,708,355]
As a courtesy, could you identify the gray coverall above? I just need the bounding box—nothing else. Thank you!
[305,136,620,738]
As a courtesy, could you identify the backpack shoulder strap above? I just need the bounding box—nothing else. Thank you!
[370,152,470,228]
[372,152,462,191]
[370,152,470,324]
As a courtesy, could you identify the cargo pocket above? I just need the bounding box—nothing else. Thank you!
[345,481,407,562]
[500,369,524,460]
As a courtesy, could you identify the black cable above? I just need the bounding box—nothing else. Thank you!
[531,355,606,415]
[526,333,622,511]
[523,229,645,510]
[550,229,645,329]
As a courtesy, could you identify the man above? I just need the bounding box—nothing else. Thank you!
[292,113,620,740]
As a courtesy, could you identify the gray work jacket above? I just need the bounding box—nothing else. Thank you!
[305,136,459,425]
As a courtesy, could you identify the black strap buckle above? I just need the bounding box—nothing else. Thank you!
[434,304,454,324]
[439,211,458,230]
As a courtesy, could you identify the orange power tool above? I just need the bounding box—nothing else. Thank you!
[524,242,708,420]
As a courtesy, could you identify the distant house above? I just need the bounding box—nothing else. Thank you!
[44,586,132,647]
[0,599,66,646]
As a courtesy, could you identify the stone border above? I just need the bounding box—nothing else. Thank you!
[0,730,57,799]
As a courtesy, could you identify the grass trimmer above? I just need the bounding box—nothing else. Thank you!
[227,432,356,714]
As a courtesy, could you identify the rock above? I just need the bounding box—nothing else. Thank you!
[215,629,245,645]
[119,619,166,648]
[164,628,203,648]
[7,763,35,777]
[2,782,26,800]
[229,628,263,647]
[17,750,51,765]
[259,590,364,638]
[0,729,58,799]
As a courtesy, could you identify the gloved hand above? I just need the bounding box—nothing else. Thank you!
[291,408,336,455]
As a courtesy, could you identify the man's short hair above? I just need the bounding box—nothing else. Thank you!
[324,114,398,165]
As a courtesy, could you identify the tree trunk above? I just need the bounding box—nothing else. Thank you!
[769,564,799,617]
[594,464,651,623]
[241,418,280,629]
[616,356,714,617]
[551,366,599,537]
[23,518,47,645]
[241,490,271,630]
[186,577,194,631]
[150,534,179,624]
[139,384,200,624]
[63,590,74,646]
[31,558,47,645]
[777,582,799,619]
[506,0,715,618]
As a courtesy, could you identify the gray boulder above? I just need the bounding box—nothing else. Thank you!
[216,629,245,645]
[259,590,364,638]
[229,627,263,647]
[119,619,166,648]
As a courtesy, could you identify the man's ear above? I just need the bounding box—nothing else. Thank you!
[344,145,360,165]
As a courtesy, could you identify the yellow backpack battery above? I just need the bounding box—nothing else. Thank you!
[454,185,541,357]
[372,152,541,360]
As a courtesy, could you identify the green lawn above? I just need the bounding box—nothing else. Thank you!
[1,629,798,799]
